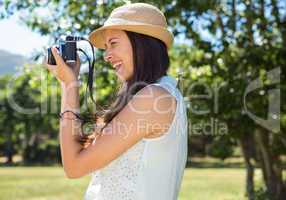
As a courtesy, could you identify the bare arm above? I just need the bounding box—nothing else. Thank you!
[57,83,176,179]
[44,47,176,179]
[59,82,83,178]
[62,85,176,178]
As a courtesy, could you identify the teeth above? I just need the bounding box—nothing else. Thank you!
[113,62,122,68]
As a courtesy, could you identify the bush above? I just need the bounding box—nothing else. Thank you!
[206,137,234,160]
[253,186,270,200]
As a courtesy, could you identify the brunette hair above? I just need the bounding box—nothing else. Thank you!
[101,31,169,124]
[81,30,170,142]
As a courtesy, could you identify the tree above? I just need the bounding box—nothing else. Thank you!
[162,0,286,199]
[1,0,285,199]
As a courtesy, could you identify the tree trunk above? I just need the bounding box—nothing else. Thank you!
[239,134,256,200]
[4,132,13,165]
[254,128,286,200]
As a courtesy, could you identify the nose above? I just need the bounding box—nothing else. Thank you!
[103,50,113,63]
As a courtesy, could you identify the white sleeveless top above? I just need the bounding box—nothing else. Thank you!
[84,75,188,200]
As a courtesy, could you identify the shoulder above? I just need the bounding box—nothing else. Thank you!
[129,84,177,134]
[124,84,177,118]
[133,84,177,107]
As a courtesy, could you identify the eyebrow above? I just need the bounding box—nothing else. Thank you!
[104,37,119,48]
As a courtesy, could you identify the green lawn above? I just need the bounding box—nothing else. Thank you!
[0,167,251,200]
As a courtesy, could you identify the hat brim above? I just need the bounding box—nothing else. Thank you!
[88,24,173,50]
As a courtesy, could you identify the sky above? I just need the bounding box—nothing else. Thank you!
[0,15,49,57]
[0,15,95,73]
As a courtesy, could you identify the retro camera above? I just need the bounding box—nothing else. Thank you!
[46,35,97,134]
[47,36,82,65]
[46,34,96,106]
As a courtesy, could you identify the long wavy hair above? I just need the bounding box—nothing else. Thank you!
[80,30,170,144]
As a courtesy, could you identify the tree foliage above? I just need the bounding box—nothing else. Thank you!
[0,0,285,199]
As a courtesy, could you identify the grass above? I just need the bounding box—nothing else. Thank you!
[0,166,253,200]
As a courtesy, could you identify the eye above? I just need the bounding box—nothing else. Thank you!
[110,41,117,46]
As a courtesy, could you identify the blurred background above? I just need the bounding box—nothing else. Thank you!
[0,0,285,200]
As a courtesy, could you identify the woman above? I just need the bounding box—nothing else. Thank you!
[45,2,188,200]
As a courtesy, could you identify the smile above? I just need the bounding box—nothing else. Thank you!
[113,62,122,72]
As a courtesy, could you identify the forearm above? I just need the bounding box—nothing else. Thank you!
[59,82,83,177]
[60,82,80,112]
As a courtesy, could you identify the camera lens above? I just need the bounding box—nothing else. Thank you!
[65,40,77,64]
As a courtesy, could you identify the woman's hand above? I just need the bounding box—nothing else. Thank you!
[44,47,81,86]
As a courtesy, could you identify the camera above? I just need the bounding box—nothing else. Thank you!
[46,35,97,108]
[47,36,79,65]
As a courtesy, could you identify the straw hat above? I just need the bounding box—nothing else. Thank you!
[88,3,174,49]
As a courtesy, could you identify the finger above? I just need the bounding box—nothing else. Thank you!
[87,134,96,138]
[42,53,57,74]
[75,53,81,73]
[44,62,57,74]
[77,135,88,141]
[83,143,91,148]
[76,53,81,66]
[77,134,94,142]
[82,139,92,145]
[79,137,93,142]
[51,47,65,66]
[80,137,91,142]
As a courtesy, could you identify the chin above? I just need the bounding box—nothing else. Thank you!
[117,73,132,82]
